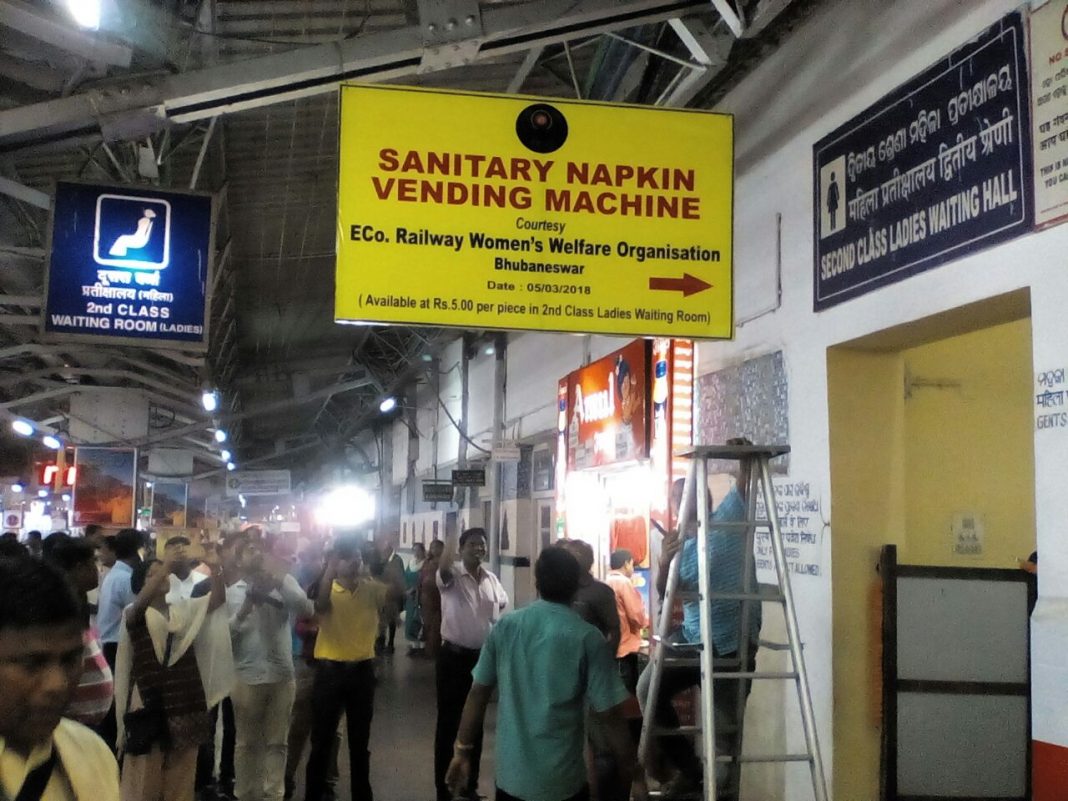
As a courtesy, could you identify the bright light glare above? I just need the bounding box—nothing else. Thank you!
[220,450,232,462]
[37,489,49,498]
[11,420,34,437]
[42,435,62,450]
[226,462,236,472]
[315,485,375,528]
[66,0,101,29]
[11,484,23,493]
[379,396,397,413]
[201,391,219,412]
[62,494,71,502]
[215,429,228,443]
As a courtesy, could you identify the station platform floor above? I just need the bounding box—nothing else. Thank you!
[288,647,499,801]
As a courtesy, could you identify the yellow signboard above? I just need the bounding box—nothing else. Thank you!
[336,85,734,338]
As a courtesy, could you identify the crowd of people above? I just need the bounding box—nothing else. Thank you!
[0,470,762,801]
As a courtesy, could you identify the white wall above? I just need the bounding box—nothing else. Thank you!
[702,0,1068,798]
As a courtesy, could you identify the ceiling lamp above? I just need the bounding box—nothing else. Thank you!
[215,429,228,444]
[11,483,23,494]
[220,449,232,462]
[379,396,397,413]
[42,435,62,450]
[66,0,101,30]
[226,462,236,472]
[11,420,34,437]
[201,390,219,413]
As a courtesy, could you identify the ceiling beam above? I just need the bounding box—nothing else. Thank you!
[0,175,49,209]
[507,45,544,93]
[132,374,379,447]
[0,0,133,67]
[0,0,709,150]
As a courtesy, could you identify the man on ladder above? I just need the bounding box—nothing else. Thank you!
[637,439,761,801]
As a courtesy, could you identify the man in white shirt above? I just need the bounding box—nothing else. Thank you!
[434,527,508,801]
[226,537,313,801]
[94,528,142,752]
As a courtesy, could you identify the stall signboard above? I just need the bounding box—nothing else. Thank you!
[73,447,136,527]
[452,468,487,487]
[225,470,291,497]
[813,12,1032,310]
[43,181,214,349]
[3,510,23,531]
[564,339,649,469]
[423,480,455,502]
[1030,0,1068,229]
[336,85,734,339]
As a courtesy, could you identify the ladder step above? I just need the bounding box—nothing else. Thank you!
[675,590,783,602]
[652,725,702,736]
[711,591,786,602]
[715,754,813,764]
[651,724,740,737]
[715,671,799,680]
[758,639,793,651]
[697,520,771,530]
[662,656,700,667]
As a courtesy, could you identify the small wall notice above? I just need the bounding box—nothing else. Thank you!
[754,478,825,582]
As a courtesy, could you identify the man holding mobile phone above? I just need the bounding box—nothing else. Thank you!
[227,538,313,801]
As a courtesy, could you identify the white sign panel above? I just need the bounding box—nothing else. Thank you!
[1031,1,1068,228]
[492,444,522,463]
[3,510,23,531]
[952,512,985,557]
[226,470,291,497]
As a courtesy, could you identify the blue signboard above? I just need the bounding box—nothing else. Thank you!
[813,12,1032,311]
[43,182,214,348]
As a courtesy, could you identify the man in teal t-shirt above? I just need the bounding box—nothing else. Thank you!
[445,547,647,801]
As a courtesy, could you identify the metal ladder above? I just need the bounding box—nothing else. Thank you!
[637,444,828,801]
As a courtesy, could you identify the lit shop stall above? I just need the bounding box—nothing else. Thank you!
[555,338,694,619]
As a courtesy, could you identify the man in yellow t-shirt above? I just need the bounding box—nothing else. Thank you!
[304,535,400,801]
[0,556,119,801]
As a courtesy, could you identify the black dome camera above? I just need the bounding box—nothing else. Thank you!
[515,103,568,154]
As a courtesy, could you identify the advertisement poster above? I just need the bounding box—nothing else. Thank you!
[1030,0,1068,228]
[43,182,214,349]
[813,12,1032,310]
[565,340,649,469]
[151,481,188,527]
[73,447,136,527]
[336,85,734,339]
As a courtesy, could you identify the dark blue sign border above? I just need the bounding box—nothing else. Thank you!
[42,180,215,350]
[813,12,1033,311]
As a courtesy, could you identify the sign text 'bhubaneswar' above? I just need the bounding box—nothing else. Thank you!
[336,86,734,338]
[44,181,214,349]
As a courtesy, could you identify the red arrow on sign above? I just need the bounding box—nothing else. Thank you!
[648,273,712,297]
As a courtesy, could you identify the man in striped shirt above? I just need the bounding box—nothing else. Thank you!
[43,535,115,728]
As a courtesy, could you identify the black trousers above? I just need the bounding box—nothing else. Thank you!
[196,698,235,790]
[435,643,483,801]
[496,785,588,801]
[617,653,639,695]
[98,642,119,752]
[305,660,376,801]
[652,645,756,801]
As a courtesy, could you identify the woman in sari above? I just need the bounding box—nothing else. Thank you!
[403,543,427,654]
[418,540,445,659]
